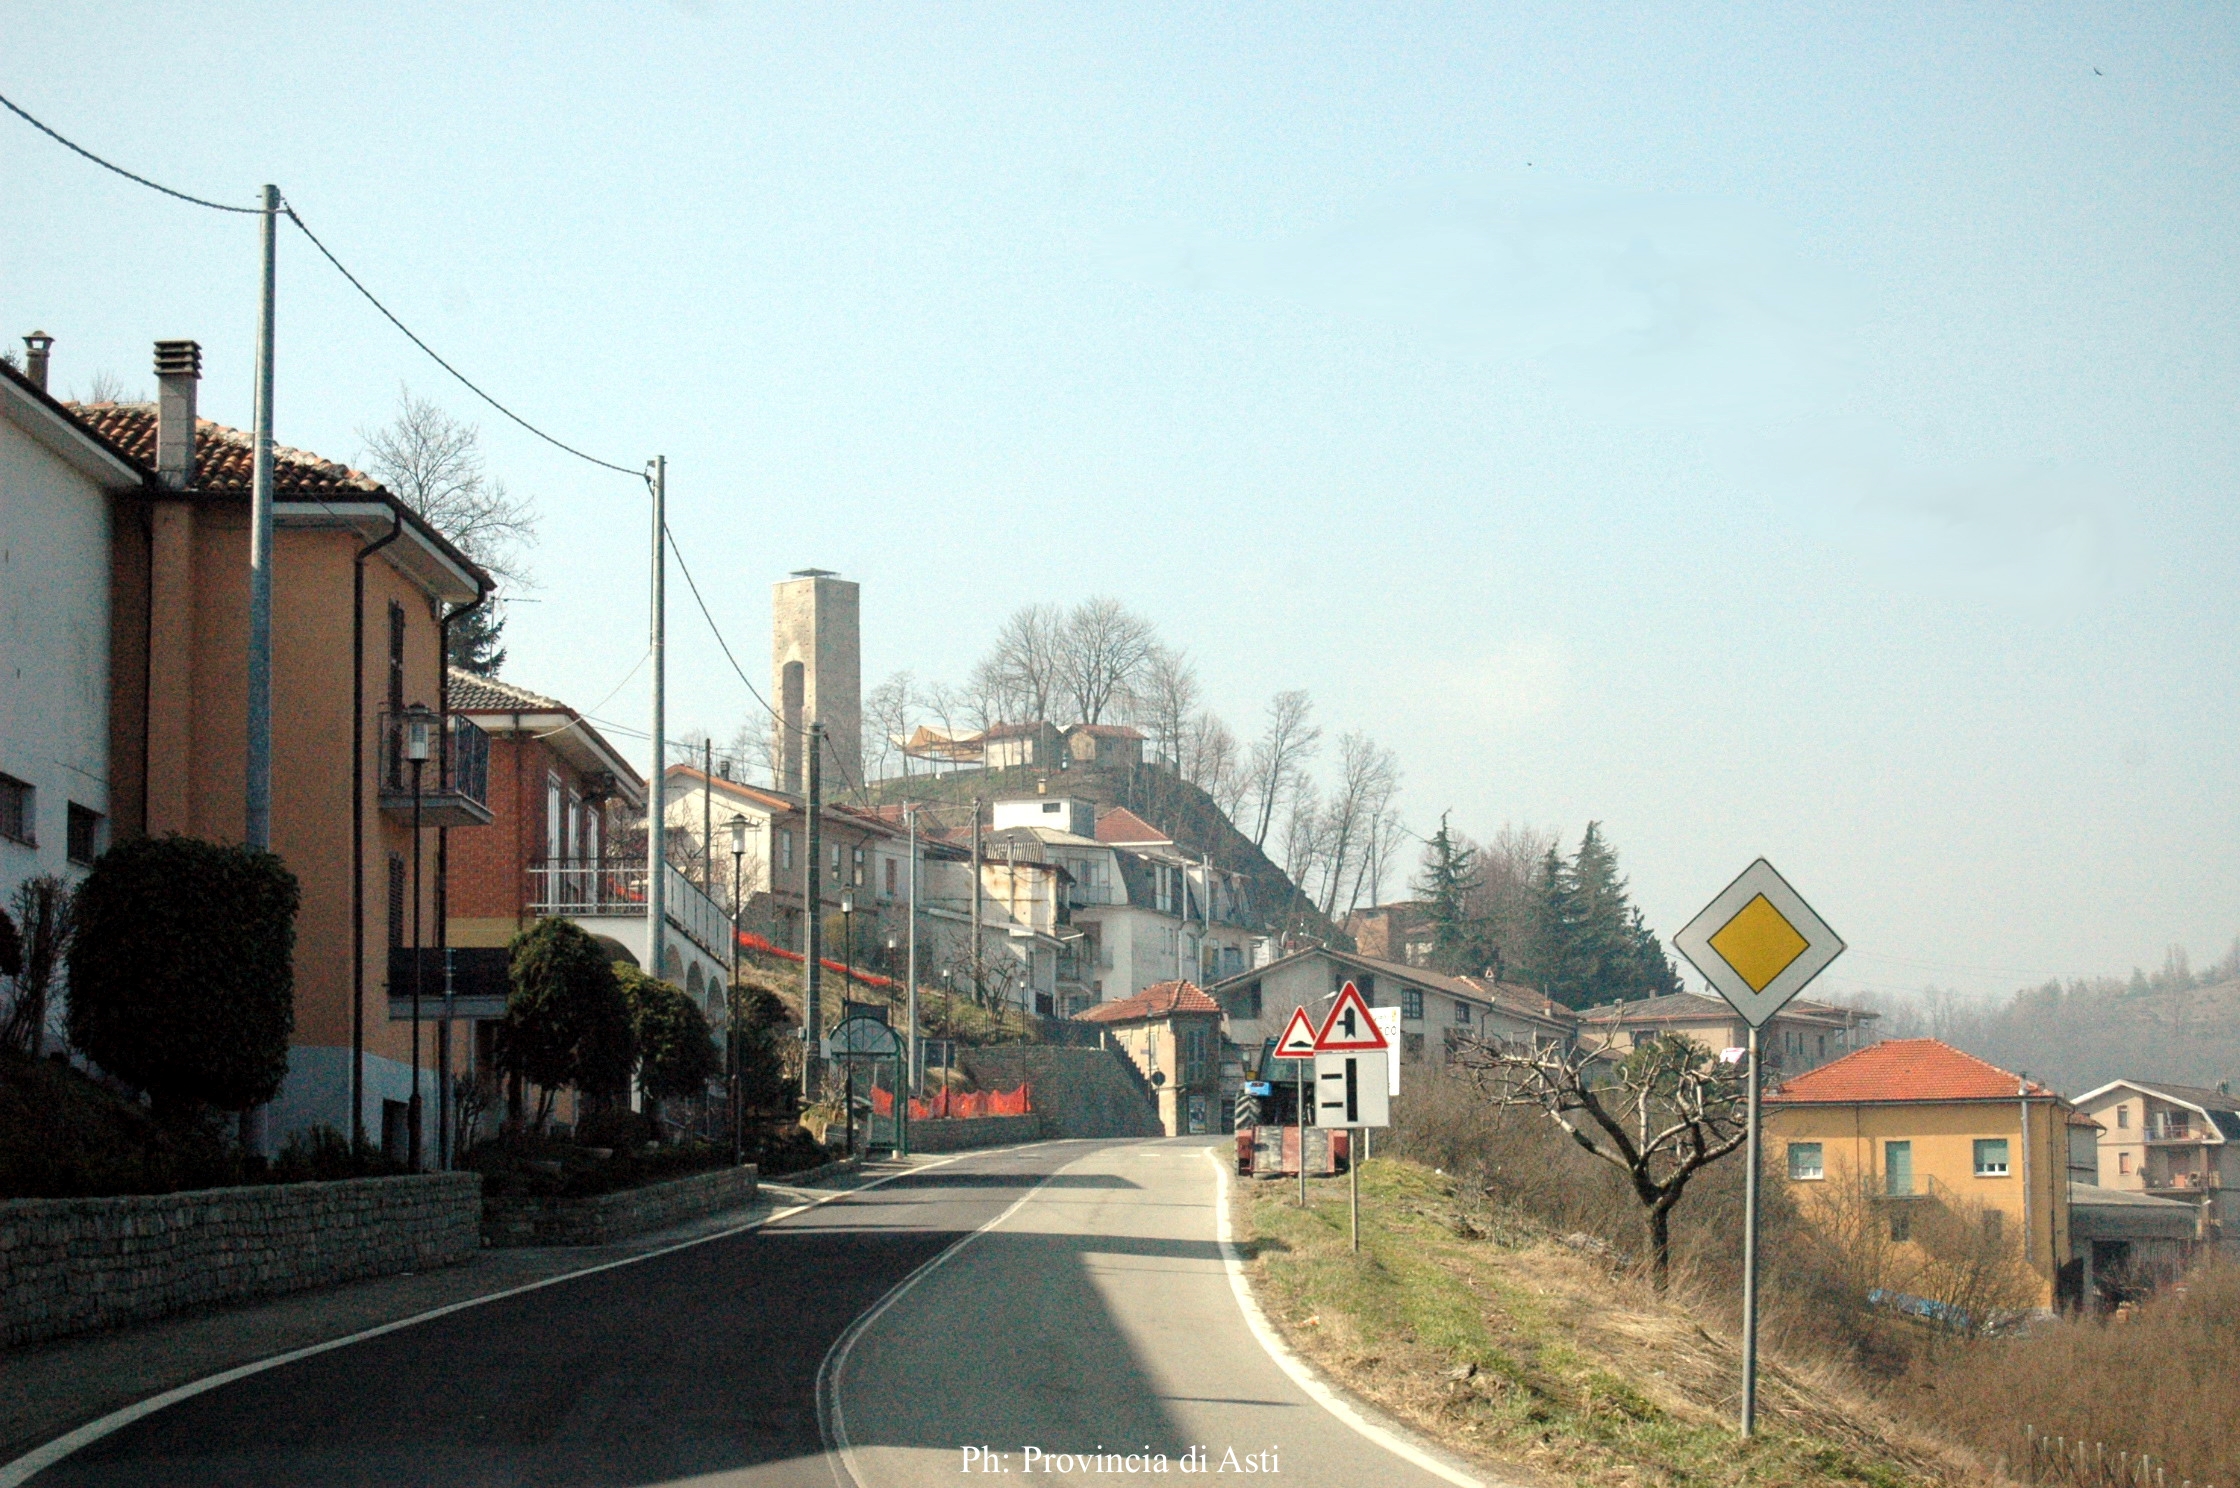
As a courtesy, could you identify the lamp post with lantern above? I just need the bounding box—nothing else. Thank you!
[400,702,437,1171]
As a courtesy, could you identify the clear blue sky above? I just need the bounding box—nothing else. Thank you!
[8,6,2236,1000]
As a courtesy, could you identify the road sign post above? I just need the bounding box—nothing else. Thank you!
[1673,858,1844,1440]
[1272,1007,1319,1207]
[1313,983,1391,1253]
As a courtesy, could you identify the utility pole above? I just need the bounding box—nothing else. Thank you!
[245,183,278,849]
[970,800,984,1024]
[646,457,666,1004]
[905,801,919,1145]
[803,720,823,1100]
[703,737,714,893]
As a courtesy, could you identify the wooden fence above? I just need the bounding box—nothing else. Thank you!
[2018,1426,2215,1488]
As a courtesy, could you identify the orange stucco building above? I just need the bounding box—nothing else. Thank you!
[68,341,489,1158]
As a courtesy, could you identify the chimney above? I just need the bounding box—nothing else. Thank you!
[21,332,53,391]
[153,340,201,491]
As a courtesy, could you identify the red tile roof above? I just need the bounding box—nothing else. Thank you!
[66,404,386,498]
[1076,980,1220,1023]
[1768,1039,2055,1104]
[1094,807,1168,844]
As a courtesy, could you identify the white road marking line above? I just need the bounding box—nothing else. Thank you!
[1205,1147,1494,1488]
[0,1148,1027,1488]
[816,1146,1086,1488]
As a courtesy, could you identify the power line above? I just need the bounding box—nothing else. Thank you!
[0,91,261,214]
[279,202,645,480]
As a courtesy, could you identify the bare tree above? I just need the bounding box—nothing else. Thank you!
[862,671,914,783]
[2,876,73,1059]
[1354,807,1410,918]
[1056,597,1158,726]
[1181,712,1246,812]
[726,714,775,791]
[1246,690,1320,848]
[977,604,1065,723]
[1278,781,1328,915]
[1458,1032,1748,1287]
[80,370,142,404]
[1318,732,1400,918]
[1128,644,1200,769]
[360,387,539,590]
[1462,823,1559,983]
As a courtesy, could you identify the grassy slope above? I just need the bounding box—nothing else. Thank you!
[1236,1157,1987,1488]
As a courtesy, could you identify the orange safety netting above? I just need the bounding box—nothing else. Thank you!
[735,929,898,990]
[868,1083,1033,1120]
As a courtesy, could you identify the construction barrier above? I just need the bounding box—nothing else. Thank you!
[869,1083,1033,1121]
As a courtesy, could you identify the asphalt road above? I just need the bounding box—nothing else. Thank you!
[16,1139,1481,1488]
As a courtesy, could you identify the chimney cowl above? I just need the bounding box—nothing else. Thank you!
[154,339,202,491]
[21,332,53,392]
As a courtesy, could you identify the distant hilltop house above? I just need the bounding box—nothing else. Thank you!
[902,720,1145,773]
[1578,991,1876,1078]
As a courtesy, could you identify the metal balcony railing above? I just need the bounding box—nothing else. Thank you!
[377,711,491,826]
[526,857,735,964]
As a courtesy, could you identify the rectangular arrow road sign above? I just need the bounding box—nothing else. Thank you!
[1315,1051,1390,1128]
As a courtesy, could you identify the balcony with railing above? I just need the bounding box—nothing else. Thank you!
[378,711,492,828]
[526,857,735,965]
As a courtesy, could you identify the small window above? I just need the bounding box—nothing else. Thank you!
[780,830,795,872]
[1974,1138,2011,1177]
[1400,989,1424,1021]
[0,774,33,846]
[852,845,866,885]
[66,803,103,866]
[885,858,898,897]
[1889,1207,1912,1244]
[2116,1105,2129,1129]
[1453,999,1473,1025]
[386,600,407,713]
[2118,1151,2131,1175]
[1229,981,1263,1020]
[1787,1142,1824,1181]
[387,854,407,949]
[1402,1031,1424,1061]
[1042,801,1061,814]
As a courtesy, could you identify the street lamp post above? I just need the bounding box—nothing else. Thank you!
[401,703,437,1171]
[839,890,855,1155]
[727,813,749,1167]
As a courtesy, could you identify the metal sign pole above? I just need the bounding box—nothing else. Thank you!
[1297,1058,1307,1209]
[1349,1127,1360,1252]
[1741,1023,1762,1437]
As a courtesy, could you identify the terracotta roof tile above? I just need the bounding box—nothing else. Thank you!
[1768,1039,2055,1104]
[65,404,385,498]
[446,669,566,713]
[1094,807,1168,844]
[1076,980,1221,1023]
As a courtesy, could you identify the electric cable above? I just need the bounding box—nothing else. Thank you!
[279,202,645,480]
[0,91,262,214]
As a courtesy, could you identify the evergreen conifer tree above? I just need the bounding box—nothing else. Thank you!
[1412,813,1485,975]
[448,603,507,676]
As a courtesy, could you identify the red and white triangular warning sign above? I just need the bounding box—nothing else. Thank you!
[1315,981,1390,1051]
[1273,1006,1320,1059]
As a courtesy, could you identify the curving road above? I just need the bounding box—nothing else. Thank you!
[13,1139,1483,1488]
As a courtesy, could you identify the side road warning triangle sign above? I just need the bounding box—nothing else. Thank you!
[1315,982,1390,1052]
[1273,1007,1320,1058]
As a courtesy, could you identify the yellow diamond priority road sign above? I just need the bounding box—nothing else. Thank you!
[1674,859,1844,1028]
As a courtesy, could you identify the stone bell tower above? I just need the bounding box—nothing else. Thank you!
[772,570,861,794]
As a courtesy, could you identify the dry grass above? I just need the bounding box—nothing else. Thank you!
[1236,1156,1989,1488]
[1902,1263,2240,1488]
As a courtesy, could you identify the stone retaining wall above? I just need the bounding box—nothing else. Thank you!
[480,1164,758,1248]
[905,1115,1042,1153]
[1,1174,481,1348]
[960,1047,1163,1139]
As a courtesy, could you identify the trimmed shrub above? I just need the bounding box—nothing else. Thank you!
[66,836,298,1115]
[496,918,634,1126]
[617,965,721,1105]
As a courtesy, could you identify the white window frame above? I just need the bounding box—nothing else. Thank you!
[1787,1142,1824,1181]
[1974,1138,2011,1178]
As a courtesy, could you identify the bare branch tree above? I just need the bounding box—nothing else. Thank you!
[1180,711,1245,811]
[1246,689,1320,848]
[359,386,540,590]
[1056,597,1158,726]
[1318,731,1400,918]
[727,715,775,791]
[978,604,1065,723]
[1127,643,1200,769]
[1457,1032,1748,1287]
[861,671,915,783]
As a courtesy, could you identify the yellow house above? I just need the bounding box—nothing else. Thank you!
[1766,1039,2073,1307]
[1076,980,1224,1137]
